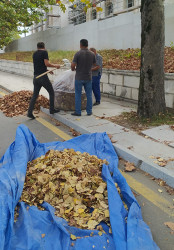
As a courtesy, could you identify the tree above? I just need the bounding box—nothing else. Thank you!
[137,0,166,118]
[0,0,56,48]
[0,0,97,48]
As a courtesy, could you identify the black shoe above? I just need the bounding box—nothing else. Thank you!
[50,109,60,114]
[94,102,100,106]
[27,114,35,119]
[71,112,81,116]
[87,113,92,116]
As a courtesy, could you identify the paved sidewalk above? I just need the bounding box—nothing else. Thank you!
[0,71,174,187]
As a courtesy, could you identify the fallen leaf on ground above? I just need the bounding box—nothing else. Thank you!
[170,125,174,130]
[0,90,49,117]
[70,128,81,137]
[124,162,136,172]
[158,189,163,193]
[111,139,117,143]
[149,155,156,159]
[107,134,113,140]
[164,222,174,231]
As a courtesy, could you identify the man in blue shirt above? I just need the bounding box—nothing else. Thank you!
[90,48,103,105]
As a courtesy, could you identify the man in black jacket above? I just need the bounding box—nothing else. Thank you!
[27,42,60,119]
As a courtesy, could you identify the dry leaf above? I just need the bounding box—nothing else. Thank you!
[124,162,136,172]
[41,234,45,238]
[107,134,113,140]
[164,222,174,231]
[111,139,117,143]
[0,91,49,117]
[71,234,77,240]
[149,155,156,159]
[18,149,111,230]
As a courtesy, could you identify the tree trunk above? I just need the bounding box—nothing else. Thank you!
[138,0,166,118]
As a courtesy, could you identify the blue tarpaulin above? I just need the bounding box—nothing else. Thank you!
[0,125,159,250]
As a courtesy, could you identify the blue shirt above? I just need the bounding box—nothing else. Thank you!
[92,53,103,76]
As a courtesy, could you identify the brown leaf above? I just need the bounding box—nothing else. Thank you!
[107,134,113,140]
[111,139,117,143]
[164,222,174,231]
[124,162,136,172]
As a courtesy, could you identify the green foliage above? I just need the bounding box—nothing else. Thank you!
[0,0,102,48]
[170,42,174,50]
[0,0,52,48]
[137,51,141,57]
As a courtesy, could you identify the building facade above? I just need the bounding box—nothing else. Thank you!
[31,0,142,33]
[5,0,174,52]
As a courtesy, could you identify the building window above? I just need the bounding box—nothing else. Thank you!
[128,0,134,8]
[91,9,97,20]
[105,2,113,16]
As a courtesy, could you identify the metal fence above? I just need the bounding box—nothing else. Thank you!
[68,0,141,25]
[30,0,141,33]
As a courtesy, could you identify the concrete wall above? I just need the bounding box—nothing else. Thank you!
[5,4,174,52]
[100,69,174,109]
[6,10,141,52]
[0,59,174,109]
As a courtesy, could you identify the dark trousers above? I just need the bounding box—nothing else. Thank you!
[92,74,101,103]
[28,75,54,115]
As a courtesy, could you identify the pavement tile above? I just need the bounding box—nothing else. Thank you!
[86,122,127,134]
[142,125,174,144]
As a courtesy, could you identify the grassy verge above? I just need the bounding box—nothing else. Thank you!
[0,51,76,64]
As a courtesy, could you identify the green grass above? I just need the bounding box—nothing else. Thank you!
[0,50,76,64]
[0,49,141,63]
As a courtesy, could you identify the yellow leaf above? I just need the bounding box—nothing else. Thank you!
[68,187,74,193]
[98,231,103,236]
[65,208,72,213]
[96,185,104,194]
[78,208,84,214]
[87,220,98,229]
[96,7,103,12]
[70,234,77,240]
[104,210,109,217]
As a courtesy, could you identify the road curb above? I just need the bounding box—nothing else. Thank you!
[0,85,13,93]
[41,107,174,188]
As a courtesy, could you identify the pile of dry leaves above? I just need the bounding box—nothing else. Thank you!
[0,91,49,117]
[20,149,112,231]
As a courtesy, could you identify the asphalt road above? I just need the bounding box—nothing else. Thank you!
[0,91,174,250]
